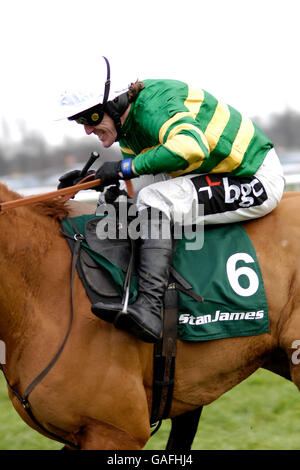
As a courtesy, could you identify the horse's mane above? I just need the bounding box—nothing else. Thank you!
[32,199,71,220]
[0,183,70,221]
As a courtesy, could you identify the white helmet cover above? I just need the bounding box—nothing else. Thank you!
[56,57,119,120]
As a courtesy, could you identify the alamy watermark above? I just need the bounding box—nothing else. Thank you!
[95,201,205,251]
[291,340,300,365]
[0,340,6,364]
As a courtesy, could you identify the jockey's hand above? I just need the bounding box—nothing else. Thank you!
[94,159,135,191]
[94,161,122,191]
[57,169,95,190]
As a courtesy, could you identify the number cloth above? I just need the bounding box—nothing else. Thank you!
[173,223,269,341]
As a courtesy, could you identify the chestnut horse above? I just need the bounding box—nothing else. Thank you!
[0,182,299,450]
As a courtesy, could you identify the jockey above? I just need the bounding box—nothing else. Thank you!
[56,56,285,343]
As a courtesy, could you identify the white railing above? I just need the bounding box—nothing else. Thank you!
[284,174,300,191]
[4,171,300,203]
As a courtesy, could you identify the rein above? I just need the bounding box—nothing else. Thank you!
[0,178,135,213]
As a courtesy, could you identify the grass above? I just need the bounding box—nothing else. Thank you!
[146,369,300,451]
[0,369,299,450]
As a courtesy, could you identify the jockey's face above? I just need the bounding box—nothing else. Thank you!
[84,113,117,148]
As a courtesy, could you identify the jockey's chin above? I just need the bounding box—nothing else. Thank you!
[99,134,115,148]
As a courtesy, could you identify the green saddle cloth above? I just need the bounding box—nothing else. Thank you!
[61,215,269,342]
[173,224,269,341]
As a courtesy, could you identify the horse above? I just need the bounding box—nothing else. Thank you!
[0,181,299,450]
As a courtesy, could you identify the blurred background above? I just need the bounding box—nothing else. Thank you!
[1,0,300,200]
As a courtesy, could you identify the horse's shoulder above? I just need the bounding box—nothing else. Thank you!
[282,191,300,200]
[276,191,300,217]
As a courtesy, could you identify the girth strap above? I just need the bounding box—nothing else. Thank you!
[170,266,204,303]
[150,284,178,428]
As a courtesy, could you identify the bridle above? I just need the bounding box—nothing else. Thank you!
[0,177,134,213]
[0,177,101,214]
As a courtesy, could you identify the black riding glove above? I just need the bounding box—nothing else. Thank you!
[94,161,123,191]
[94,158,136,192]
[57,169,95,190]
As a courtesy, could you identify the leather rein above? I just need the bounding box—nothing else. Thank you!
[0,177,134,213]
[0,177,134,449]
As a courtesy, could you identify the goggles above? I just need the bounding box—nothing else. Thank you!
[69,105,104,126]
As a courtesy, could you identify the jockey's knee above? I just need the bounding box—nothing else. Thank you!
[136,184,172,220]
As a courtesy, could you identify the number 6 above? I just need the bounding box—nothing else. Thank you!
[226,253,259,297]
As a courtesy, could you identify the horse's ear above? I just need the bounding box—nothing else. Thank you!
[33,199,70,221]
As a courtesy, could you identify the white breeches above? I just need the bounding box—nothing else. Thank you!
[135,148,285,226]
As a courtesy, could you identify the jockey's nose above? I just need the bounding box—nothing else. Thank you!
[84,125,94,135]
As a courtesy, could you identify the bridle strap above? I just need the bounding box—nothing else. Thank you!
[0,178,134,213]
[0,232,83,449]
[0,177,99,213]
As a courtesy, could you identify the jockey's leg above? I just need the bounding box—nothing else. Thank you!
[133,148,284,227]
[91,208,173,343]
[189,147,284,224]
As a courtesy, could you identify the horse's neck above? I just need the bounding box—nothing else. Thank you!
[0,205,64,348]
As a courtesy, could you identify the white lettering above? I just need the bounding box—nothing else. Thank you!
[195,314,211,325]
[219,312,230,321]
[226,253,259,297]
[211,310,220,322]
[223,177,240,203]
[151,454,193,466]
[251,178,264,198]
[179,310,264,325]
[107,455,142,467]
[179,314,190,324]
[229,312,245,320]
[223,177,264,208]
[240,183,254,207]
[255,310,264,319]
[245,311,256,320]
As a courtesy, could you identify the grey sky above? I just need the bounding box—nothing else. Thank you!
[0,0,298,143]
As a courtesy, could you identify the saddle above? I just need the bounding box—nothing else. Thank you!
[60,207,203,428]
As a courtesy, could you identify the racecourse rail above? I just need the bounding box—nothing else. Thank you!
[11,172,300,204]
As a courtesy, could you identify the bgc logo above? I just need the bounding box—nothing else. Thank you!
[223,177,265,208]
[193,174,268,214]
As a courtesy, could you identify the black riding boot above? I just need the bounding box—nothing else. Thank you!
[91,210,173,343]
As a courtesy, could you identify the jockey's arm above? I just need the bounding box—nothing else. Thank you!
[121,119,210,178]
